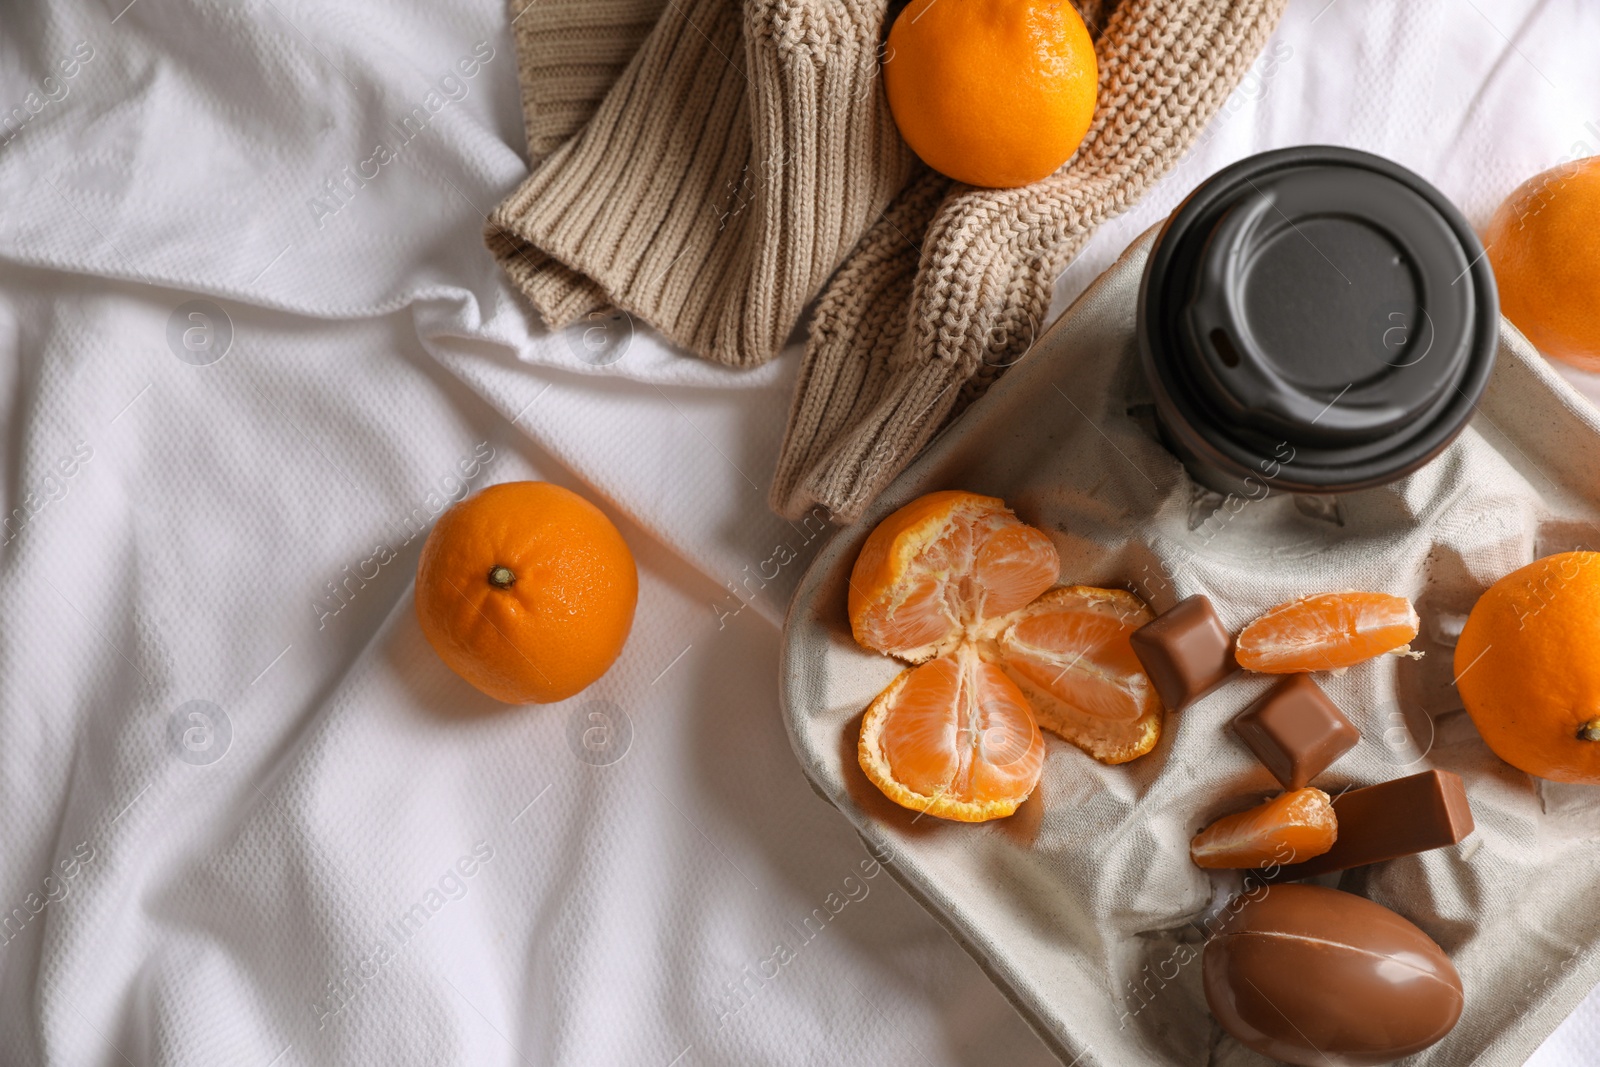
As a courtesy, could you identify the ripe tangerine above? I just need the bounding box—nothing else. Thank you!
[415,481,637,704]
[883,0,1099,188]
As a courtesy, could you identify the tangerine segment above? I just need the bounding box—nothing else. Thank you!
[849,490,1059,662]
[1190,789,1338,870]
[995,586,1164,764]
[858,644,1045,822]
[1235,592,1420,674]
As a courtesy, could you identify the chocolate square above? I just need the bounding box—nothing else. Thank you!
[1129,594,1237,711]
[1233,674,1359,790]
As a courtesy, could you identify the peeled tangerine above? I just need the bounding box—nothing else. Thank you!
[1190,789,1337,869]
[1235,592,1420,673]
[858,645,1045,823]
[848,490,1166,822]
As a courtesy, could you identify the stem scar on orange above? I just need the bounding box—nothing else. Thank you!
[1455,551,1600,785]
[415,481,638,704]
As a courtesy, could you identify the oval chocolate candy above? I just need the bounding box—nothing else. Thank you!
[1203,884,1463,1066]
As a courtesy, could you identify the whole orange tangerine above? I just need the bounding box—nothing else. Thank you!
[1485,157,1600,371]
[1455,552,1600,785]
[883,0,1099,189]
[416,481,637,704]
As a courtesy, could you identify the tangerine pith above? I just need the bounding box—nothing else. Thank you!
[997,585,1164,764]
[849,489,1060,662]
[858,645,1046,822]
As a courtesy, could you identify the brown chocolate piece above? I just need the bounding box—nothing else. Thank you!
[1270,769,1474,881]
[1233,675,1359,789]
[1128,594,1236,710]
[1204,884,1464,1066]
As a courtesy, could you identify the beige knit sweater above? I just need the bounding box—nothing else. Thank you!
[488,0,1288,523]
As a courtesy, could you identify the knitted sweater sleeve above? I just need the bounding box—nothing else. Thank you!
[769,0,1290,522]
[508,0,668,160]
[486,0,1288,524]
[487,0,916,367]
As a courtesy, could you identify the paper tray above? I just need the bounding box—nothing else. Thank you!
[778,229,1600,1066]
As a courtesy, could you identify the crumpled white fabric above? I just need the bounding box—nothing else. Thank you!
[0,0,1594,1064]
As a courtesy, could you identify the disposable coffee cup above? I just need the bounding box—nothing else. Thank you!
[1137,146,1498,496]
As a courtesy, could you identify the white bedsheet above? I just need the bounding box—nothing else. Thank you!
[0,1,1595,1064]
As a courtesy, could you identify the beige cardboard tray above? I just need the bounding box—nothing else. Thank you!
[779,229,1600,1066]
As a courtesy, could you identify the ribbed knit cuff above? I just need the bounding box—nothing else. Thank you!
[779,352,969,524]
[487,0,914,367]
[769,167,949,520]
[509,0,666,159]
[483,232,609,328]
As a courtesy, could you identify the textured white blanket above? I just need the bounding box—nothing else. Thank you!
[0,0,1594,1063]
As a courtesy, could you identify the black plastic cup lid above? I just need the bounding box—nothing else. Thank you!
[1139,146,1499,492]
